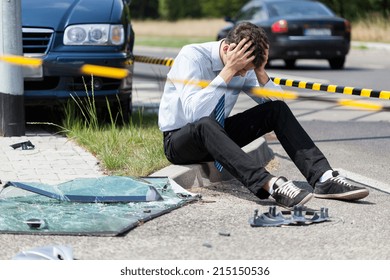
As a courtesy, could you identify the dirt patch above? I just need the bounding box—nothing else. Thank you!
[352,22,390,43]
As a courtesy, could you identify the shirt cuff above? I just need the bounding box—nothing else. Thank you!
[263,78,281,90]
[214,74,227,88]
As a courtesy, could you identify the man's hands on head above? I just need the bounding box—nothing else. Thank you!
[254,47,270,85]
[219,37,255,83]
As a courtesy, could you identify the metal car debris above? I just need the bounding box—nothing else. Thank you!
[249,205,330,227]
[13,245,74,260]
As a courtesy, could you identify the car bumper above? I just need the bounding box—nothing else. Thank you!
[269,36,350,59]
[24,52,134,104]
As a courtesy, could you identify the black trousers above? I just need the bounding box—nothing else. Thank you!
[163,100,332,199]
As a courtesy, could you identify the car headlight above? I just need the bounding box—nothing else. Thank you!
[64,24,124,45]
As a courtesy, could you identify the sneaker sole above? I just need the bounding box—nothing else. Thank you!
[276,193,314,210]
[314,189,369,201]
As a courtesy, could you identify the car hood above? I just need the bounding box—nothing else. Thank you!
[22,0,116,31]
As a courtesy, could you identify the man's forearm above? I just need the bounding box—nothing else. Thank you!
[255,70,270,86]
[219,67,237,84]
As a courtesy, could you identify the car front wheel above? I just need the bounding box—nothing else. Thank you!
[284,59,296,69]
[120,94,132,123]
[328,56,346,69]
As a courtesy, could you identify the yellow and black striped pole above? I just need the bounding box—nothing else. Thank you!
[134,55,174,67]
[272,77,390,100]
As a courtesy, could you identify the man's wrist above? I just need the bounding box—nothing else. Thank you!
[255,70,270,86]
[257,72,270,86]
[219,67,236,84]
[261,76,270,86]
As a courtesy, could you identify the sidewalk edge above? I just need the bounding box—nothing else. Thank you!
[151,137,274,189]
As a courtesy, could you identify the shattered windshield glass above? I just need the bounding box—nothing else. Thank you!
[0,176,199,236]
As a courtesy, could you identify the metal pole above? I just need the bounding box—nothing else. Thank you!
[0,0,25,136]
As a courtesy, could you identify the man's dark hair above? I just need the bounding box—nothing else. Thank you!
[225,22,269,68]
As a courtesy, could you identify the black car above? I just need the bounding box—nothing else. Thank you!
[22,0,135,118]
[217,0,351,69]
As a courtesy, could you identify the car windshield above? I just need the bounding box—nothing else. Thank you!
[267,1,334,17]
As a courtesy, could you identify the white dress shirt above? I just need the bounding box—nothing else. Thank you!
[158,40,282,132]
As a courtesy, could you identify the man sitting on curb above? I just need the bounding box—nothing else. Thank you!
[158,22,369,209]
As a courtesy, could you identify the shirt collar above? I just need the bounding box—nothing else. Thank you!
[211,40,225,72]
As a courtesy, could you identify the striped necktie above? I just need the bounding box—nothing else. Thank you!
[214,95,225,172]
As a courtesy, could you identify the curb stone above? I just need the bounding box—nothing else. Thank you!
[151,137,274,189]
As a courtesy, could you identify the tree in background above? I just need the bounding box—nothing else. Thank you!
[320,0,389,20]
[130,0,159,19]
[130,0,248,20]
[128,0,389,21]
[199,0,249,18]
[159,0,202,21]
[381,0,390,17]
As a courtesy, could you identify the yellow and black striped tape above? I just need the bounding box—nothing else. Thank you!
[0,54,131,79]
[272,77,390,100]
[167,76,389,112]
[134,55,174,67]
[3,53,389,100]
[133,55,390,101]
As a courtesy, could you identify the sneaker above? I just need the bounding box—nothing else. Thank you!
[271,177,313,209]
[314,171,369,200]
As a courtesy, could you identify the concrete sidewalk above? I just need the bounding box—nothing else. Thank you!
[0,129,103,186]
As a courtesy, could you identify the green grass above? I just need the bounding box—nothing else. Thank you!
[64,109,168,177]
[61,82,169,177]
[352,44,369,50]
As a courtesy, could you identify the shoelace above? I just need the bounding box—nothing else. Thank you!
[275,181,300,198]
[330,176,352,187]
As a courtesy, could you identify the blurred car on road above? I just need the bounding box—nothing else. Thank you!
[217,0,351,69]
[22,0,134,119]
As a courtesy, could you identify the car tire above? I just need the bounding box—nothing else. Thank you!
[328,57,345,69]
[284,59,296,69]
[120,94,132,124]
[95,94,131,125]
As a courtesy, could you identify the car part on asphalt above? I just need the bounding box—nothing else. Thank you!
[10,140,35,150]
[13,245,74,260]
[249,205,330,227]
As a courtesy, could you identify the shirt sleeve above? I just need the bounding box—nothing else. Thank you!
[167,51,227,123]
